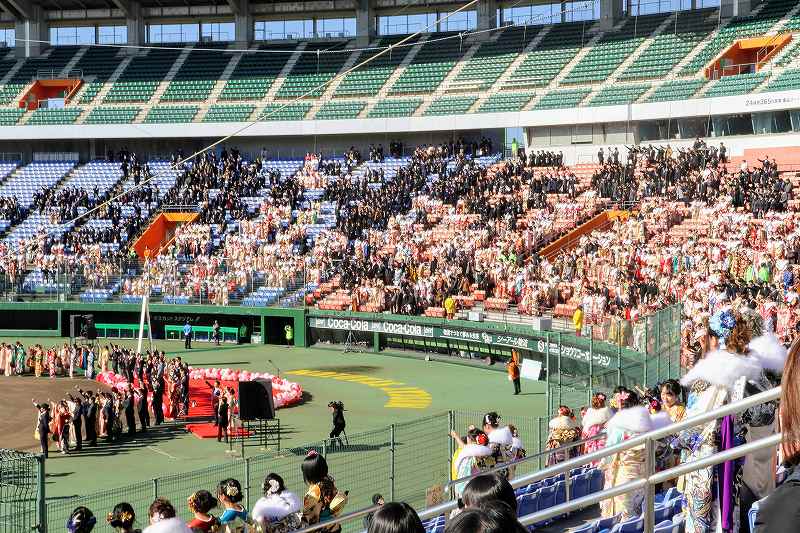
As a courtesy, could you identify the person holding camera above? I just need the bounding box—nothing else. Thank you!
[328,401,346,448]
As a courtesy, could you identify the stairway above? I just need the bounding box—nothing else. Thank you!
[194,48,247,122]
[250,42,308,121]
[146,45,195,107]
[306,46,364,119]
[60,46,88,78]
[414,40,483,116]
[359,36,429,118]
[90,51,136,105]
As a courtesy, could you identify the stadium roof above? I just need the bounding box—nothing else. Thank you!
[2,0,268,16]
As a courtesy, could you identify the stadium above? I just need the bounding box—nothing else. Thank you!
[0,0,797,531]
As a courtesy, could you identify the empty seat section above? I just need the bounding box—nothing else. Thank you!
[423,95,476,116]
[704,72,767,97]
[73,47,123,104]
[335,35,420,97]
[588,83,650,106]
[220,43,297,100]
[143,105,198,123]
[259,102,312,121]
[367,98,422,118]
[161,44,232,102]
[276,42,352,98]
[203,104,255,122]
[681,0,796,75]
[645,78,704,102]
[763,67,800,91]
[533,87,590,109]
[563,13,669,85]
[389,33,465,95]
[105,47,182,103]
[504,22,590,89]
[315,100,366,120]
[27,108,83,125]
[478,92,534,113]
[619,9,718,80]
[449,26,540,93]
[0,109,24,125]
[84,107,141,124]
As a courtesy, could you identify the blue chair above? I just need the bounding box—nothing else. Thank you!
[594,514,620,532]
[749,499,763,533]
[653,504,672,523]
[655,487,679,505]
[589,468,604,493]
[571,473,590,501]
[518,493,538,517]
[653,521,675,533]
[668,498,683,517]
[571,523,596,533]
[610,517,643,533]
[537,485,557,510]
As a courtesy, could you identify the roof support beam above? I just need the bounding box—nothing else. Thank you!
[0,0,30,20]
[111,0,131,17]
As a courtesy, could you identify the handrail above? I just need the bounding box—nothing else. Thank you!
[518,432,782,530]
[445,431,608,488]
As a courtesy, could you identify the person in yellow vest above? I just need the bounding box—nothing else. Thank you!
[444,295,456,319]
[572,305,584,337]
[284,324,293,348]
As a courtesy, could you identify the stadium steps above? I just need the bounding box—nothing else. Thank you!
[603,15,676,86]
[307,46,364,120]
[767,1,800,34]
[250,42,307,121]
[359,35,428,118]
[0,62,26,109]
[470,26,552,113]
[413,40,483,116]
[86,53,137,108]
[59,46,88,78]
[194,48,246,122]
[662,10,723,79]
[147,45,194,106]
[436,31,502,94]
[765,31,800,67]
[523,21,606,111]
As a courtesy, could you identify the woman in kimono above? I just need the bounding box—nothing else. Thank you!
[600,388,671,521]
[450,428,497,497]
[545,406,581,466]
[581,393,613,462]
[301,452,347,532]
[676,308,766,533]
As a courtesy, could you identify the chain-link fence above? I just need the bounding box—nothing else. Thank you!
[43,410,541,533]
[0,449,42,533]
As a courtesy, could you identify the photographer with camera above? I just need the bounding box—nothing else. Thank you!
[328,401,346,448]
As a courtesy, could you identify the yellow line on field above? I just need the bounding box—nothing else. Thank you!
[287,369,432,409]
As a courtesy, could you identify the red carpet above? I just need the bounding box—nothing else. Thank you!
[185,378,252,439]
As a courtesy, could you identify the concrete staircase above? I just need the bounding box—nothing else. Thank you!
[250,42,308,121]
[524,22,605,110]
[359,36,428,118]
[89,51,136,106]
[194,49,246,122]
[414,40,483,116]
[145,45,194,108]
[59,46,88,78]
[306,47,365,119]
[468,26,552,113]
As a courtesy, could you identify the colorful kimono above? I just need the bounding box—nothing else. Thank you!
[251,491,302,533]
[545,415,580,466]
[219,507,250,533]
[677,349,763,533]
[453,444,496,496]
[600,407,671,521]
[581,407,613,463]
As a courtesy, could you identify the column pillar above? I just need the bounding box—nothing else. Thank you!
[234,0,253,48]
[599,0,624,30]
[720,0,751,19]
[126,0,145,53]
[356,0,375,46]
[15,4,46,58]
[477,0,498,33]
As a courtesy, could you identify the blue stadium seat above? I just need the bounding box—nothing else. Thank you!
[610,516,643,533]
[589,468,604,493]
[571,523,595,533]
[517,493,538,517]
[570,473,590,500]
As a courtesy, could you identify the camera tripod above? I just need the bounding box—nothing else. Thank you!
[343,327,366,353]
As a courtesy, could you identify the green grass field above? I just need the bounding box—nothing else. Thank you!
[1,336,547,527]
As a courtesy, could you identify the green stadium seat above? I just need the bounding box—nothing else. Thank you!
[367,98,422,118]
[203,104,255,122]
[143,105,198,123]
[423,95,476,116]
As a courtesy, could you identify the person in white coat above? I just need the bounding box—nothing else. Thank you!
[251,473,302,532]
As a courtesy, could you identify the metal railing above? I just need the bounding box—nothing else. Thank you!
[302,386,781,533]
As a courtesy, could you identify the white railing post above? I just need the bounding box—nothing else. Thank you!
[643,438,656,532]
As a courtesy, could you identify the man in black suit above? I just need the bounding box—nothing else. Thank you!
[152,371,164,425]
[217,396,229,443]
[33,401,51,458]
[123,386,136,436]
[67,394,83,451]
[81,390,98,446]
[137,387,150,431]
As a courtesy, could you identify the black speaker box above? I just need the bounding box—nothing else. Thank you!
[238,379,275,420]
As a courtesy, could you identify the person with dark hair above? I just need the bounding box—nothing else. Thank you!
[143,497,191,533]
[217,395,229,443]
[461,473,517,513]
[106,502,139,533]
[328,401,346,448]
[367,502,424,533]
[659,380,685,423]
[444,501,526,533]
[450,428,496,496]
[505,350,521,395]
[66,506,96,533]
[301,451,348,531]
[217,478,250,532]
[362,494,385,530]
[599,388,671,521]
[186,490,220,532]
[251,472,302,532]
[33,400,50,458]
